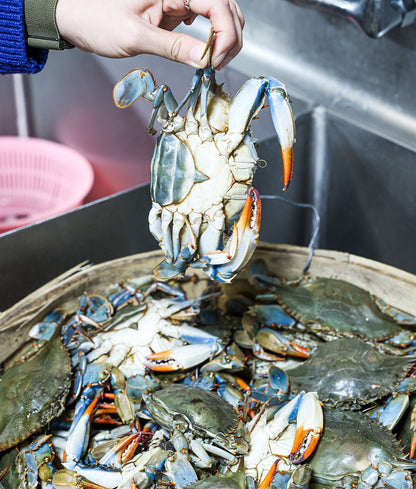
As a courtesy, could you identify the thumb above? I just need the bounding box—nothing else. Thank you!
[139,26,208,68]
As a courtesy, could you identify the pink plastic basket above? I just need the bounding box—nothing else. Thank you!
[0,137,94,233]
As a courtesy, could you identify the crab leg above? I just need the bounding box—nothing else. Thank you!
[258,459,279,489]
[113,69,156,108]
[172,69,203,117]
[59,466,123,488]
[98,432,142,468]
[225,76,295,190]
[410,402,416,458]
[64,389,101,466]
[52,468,112,488]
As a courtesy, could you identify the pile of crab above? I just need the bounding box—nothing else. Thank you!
[1,30,416,489]
[1,258,416,489]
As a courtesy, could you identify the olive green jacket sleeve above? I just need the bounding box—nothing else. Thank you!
[24,0,74,50]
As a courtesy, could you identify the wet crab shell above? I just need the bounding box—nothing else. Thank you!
[0,336,72,451]
[310,408,414,483]
[270,277,402,341]
[287,338,414,408]
[143,383,239,439]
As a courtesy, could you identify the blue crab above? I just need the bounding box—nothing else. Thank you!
[113,30,295,283]
[245,391,323,488]
[309,408,416,489]
[0,333,72,453]
[253,275,413,343]
[286,337,416,409]
[142,382,249,467]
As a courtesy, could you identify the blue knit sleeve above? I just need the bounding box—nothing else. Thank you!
[0,0,48,74]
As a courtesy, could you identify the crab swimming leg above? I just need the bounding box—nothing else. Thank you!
[113,69,177,134]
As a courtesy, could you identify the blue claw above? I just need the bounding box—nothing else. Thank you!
[64,388,101,465]
[227,76,295,190]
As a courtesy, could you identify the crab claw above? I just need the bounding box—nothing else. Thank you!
[258,459,279,489]
[255,327,309,359]
[146,341,223,372]
[200,188,261,283]
[290,392,323,463]
[113,69,156,108]
[64,389,101,465]
[146,325,224,371]
[410,402,416,459]
[265,77,295,190]
[226,77,295,191]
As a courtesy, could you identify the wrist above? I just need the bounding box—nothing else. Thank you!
[24,0,74,49]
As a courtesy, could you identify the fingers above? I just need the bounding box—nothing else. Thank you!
[162,0,244,68]
[187,0,244,68]
[133,22,210,68]
[216,0,244,69]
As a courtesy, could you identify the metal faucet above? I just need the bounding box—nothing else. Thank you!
[286,0,416,37]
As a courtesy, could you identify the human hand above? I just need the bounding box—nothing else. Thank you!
[55,0,244,69]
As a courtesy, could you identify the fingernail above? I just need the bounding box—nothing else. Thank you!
[212,52,226,68]
[189,45,205,67]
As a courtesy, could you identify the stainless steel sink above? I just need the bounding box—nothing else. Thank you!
[256,109,416,273]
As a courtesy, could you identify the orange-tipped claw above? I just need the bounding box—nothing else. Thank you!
[410,435,416,459]
[282,146,295,192]
[410,403,416,458]
[266,79,295,191]
[258,459,279,489]
[291,426,321,462]
[146,343,222,372]
[0,465,9,481]
[290,392,323,463]
[145,349,178,372]
[200,188,261,283]
[288,341,309,359]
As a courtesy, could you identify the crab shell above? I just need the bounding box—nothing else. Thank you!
[287,338,414,408]
[0,336,72,452]
[310,408,415,483]
[269,277,403,341]
[142,383,249,455]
